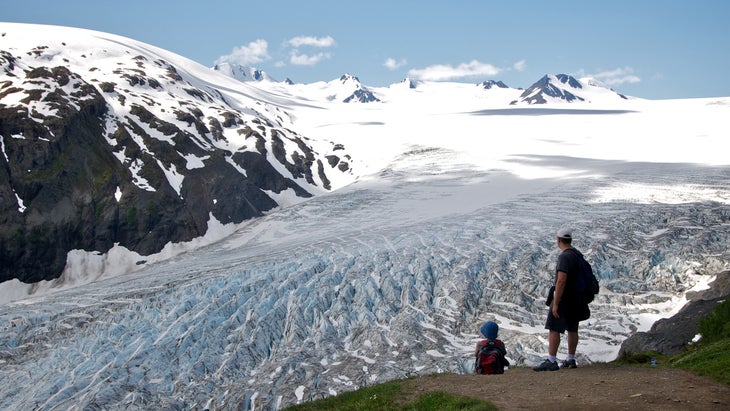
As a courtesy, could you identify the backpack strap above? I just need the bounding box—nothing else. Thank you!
[566,247,583,259]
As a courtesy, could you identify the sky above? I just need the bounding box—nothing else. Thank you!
[2,0,729,98]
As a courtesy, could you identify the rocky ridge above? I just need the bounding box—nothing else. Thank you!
[0,24,352,283]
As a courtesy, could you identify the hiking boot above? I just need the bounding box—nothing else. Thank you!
[561,359,577,369]
[532,359,559,371]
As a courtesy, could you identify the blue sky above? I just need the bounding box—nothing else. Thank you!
[3,0,729,99]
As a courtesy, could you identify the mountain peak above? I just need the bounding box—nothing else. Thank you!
[212,62,275,82]
[531,74,584,92]
[478,80,510,90]
[328,74,380,103]
[512,73,585,105]
[339,73,361,85]
[553,73,583,89]
[511,73,629,105]
[391,78,419,89]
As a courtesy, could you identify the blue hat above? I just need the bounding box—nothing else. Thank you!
[480,321,498,340]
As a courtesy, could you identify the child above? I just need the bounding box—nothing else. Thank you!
[474,321,510,374]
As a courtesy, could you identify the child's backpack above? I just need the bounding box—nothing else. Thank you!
[569,248,599,305]
[474,340,505,375]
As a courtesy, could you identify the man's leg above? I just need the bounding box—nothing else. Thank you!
[567,331,578,356]
[561,325,579,369]
[548,330,560,357]
[535,309,564,371]
[533,330,562,371]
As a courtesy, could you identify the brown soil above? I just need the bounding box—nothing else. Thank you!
[403,364,730,410]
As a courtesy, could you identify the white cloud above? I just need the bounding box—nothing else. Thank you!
[282,35,336,67]
[287,35,335,48]
[290,51,332,66]
[407,60,501,81]
[585,67,641,86]
[384,58,407,70]
[513,60,527,72]
[215,39,271,66]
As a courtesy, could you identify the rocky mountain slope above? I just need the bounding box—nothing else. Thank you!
[0,23,352,283]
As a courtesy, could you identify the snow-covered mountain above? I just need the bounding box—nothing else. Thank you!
[512,74,628,105]
[1,23,730,411]
[0,23,353,283]
[267,73,380,103]
[217,70,626,107]
[478,79,510,90]
[212,62,275,83]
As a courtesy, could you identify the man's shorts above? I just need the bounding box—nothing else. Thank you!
[545,306,579,333]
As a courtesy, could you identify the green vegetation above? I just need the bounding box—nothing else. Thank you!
[145,200,160,229]
[698,297,730,342]
[283,378,495,411]
[94,200,106,222]
[668,297,730,384]
[669,339,730,384]
[406,391,496,411]
[126,206,137,227]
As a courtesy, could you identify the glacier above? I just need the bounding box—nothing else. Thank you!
[1,153,728,409]
[1,36,730,409]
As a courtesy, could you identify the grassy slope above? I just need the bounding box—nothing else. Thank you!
[668,297,730,384]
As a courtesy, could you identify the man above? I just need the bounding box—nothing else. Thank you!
[533,227,584,371]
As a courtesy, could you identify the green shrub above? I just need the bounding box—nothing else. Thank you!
[669,339,730,384]
[668,297,730,384]
[698,298,730,343]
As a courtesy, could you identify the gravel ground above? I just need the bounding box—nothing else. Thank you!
[403,364,729,410]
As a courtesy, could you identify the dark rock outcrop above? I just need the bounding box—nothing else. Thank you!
[343,88,380,103]
[618,271,730,356]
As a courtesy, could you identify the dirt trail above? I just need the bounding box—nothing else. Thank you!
[403,364,729,410]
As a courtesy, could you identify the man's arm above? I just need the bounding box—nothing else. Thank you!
[552,271,568,318]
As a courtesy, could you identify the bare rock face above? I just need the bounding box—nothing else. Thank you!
[618,271,730,356]
[0,30,351,284]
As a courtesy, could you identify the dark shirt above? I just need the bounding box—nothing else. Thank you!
[556,248,582,304]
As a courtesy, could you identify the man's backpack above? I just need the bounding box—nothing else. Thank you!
[474,340,505,375]
[569,249,599,305]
